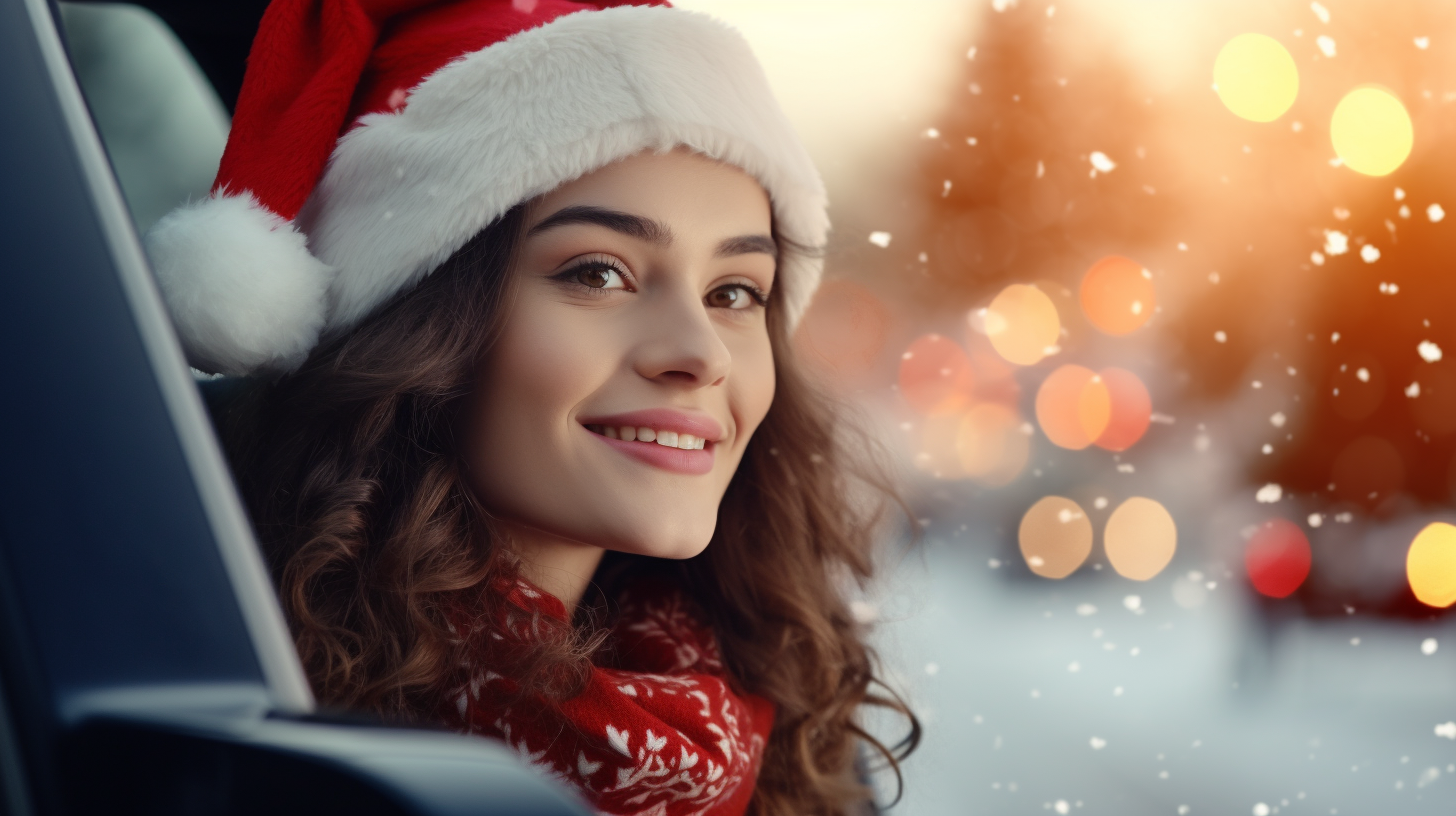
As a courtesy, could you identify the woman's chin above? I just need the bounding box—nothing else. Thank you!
[600,529,714,561]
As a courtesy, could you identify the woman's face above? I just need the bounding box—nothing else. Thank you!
[464,150,778,559]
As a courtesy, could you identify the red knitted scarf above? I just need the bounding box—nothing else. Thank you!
[443,577,775,816]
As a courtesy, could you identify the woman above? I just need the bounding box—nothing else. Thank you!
[145,1,916,813]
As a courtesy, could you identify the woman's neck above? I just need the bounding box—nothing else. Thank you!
[501,521,606,615]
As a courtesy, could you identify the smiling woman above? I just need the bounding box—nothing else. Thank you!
[468,152,779,591]
[163,1,917,814]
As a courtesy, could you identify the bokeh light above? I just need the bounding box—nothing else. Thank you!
[1245,519,1312,599]
[914,413,968,480]
[984,283,1061,366]
[794,280,890,380]
[1213,33,1299,123]
[1407,522,1456,608]
[1079,256,1156,336]
[1019,496,1093,579]
[1330,86,1414,177]
[956,403,1029,487]
[1036,365,1111,450]
[1104,497,1177,581]
[1093,367,1152,452]
[898,334,975,416]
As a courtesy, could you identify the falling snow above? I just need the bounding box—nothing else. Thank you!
[868,231,892,248]
[1323,230,1349,255]
[1428,203,1446,222]
[1090,736,1107,750]
[1415,36,1431,49]
[1089,151,1116,174]
[1316,35,1337,57]
[1406,381,1421,398]
[1270,411,1287,428]
[1422,638,1438,655]
[1256,483,1283,503]
[1310,2,1330,24]
[1360,244,1381,263]
[1419,340,1443,362]
[1436,722,1456,739]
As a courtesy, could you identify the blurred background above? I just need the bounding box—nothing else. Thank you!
[60,0,1456,812]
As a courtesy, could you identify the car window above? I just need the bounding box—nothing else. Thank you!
[58,2,227,234]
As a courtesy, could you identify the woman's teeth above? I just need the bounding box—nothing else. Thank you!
[592,425,707,450]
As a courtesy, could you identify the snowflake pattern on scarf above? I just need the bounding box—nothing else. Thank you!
[444,579,774,816]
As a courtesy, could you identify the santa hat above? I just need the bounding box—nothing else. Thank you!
[144,0,828,376]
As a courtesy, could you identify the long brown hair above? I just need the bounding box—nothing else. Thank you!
[219,203,918,814]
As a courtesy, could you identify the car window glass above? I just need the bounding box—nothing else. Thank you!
[58,2,228,234]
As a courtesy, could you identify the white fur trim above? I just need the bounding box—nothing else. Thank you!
[144,192,334,375]
[300,5,827,338]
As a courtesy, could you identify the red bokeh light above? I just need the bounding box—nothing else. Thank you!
[898,334,975,416]
[1245,518,1313,599]
[794,280,890,381]
[1093,367,1152,452]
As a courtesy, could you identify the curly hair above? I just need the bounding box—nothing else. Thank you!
[218,204,918,814]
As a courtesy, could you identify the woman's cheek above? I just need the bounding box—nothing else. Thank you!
[731,329,777,444]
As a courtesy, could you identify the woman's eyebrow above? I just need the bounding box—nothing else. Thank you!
[714,234,778,260]
[527,205,673,245]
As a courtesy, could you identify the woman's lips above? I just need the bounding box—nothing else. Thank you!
[590,432,715,475]
[577,408,724,476]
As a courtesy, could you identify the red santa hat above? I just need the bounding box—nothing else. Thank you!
[144,0,828,376]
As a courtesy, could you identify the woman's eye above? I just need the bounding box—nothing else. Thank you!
[568,261,627,290]
[707,284,764,310]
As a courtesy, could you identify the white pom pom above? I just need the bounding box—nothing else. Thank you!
[144,192,334,375]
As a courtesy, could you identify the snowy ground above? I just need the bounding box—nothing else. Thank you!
[866,531,1456,816]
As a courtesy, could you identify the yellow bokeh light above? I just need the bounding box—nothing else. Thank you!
[1019,496,1093,579]
[956,403,1029,487]
[1331,86,1414,177]
[1104,497,1177,581]
[985,284,1061,366]
[1213,33,1299,123]
[915,413,969,480]
[1407,522,1456,608]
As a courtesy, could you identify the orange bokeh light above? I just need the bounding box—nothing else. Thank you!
[1093,367,1152,452]
[898,334,975,416]
[957,403,1029,487]
[1035,365,1111,450]
[1080,256,1156,336]
[984,283,1061,366]
[1019,496,1093,579]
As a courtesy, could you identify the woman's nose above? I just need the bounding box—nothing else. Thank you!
[631,290,732,388]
